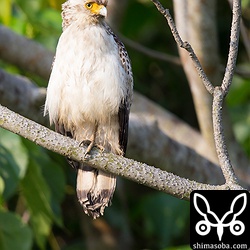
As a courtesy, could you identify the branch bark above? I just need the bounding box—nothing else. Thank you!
[150,0,246,189]
[128,113,224,184]
[0,69,47,125]
[213,87,239,187]
[0,66,226,184]
[0,25,53,80]
[221,0,241,95]
[0,0,248,197]
[0,104,238,199]
[170,0,250,183]
[0,25,229,183]
[212,0,242,187]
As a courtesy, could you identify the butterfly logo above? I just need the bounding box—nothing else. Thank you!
[193,193,247,241]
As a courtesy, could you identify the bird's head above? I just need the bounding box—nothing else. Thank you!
[62,0,108,29]
[84,0,107,18]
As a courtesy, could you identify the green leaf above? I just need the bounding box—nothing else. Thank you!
[40,157,65,226]
[0,145,19,199]
[162,245,191,250]
[0,210,32,250]
[21,139,66,249]
[227,75,250,106]
[0,129,28,199]
[0,128,28,179]
[21,158,54,250]
[227,75,250,156]
[0,177,4,196]
[132,194,189,248]
[22,139,66,226]
[0,0,12,25]
[48,0,65,10]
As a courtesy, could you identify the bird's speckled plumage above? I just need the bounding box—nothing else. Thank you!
[44,0,133,218]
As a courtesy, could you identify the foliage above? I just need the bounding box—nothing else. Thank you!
[227,73,250,156]
[0,128,66,249]
[0,0,250,249]
[0,210,32,250]
[131,194,189,248]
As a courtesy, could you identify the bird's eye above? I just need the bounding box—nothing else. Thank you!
[85,3,93,9]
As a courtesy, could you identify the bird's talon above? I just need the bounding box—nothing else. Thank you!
[83,151,90,159]
[96,145,105,152]
[79,139,91,147]
[79,139,95,157]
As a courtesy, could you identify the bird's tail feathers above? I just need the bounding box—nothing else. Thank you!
[76,165,116,219]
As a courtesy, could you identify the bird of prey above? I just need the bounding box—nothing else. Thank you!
[44,0,133,219]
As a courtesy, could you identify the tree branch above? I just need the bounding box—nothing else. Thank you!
[119,34,181,66]
[0,1,247,193]
[0,62,226,183]
[173,0,217,154]
[212,87,240,187]
[128,113,224,184]
[151,0,214,95]
[221,0,241,94]
[228,0,250,61]
[211,0,242,188]
[0,25,53,80]
[151,0,245,190]
[0,26,230,183]
[0,104,232,199]
[0,69,47,125]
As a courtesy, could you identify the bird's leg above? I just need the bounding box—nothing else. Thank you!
[85,125,97,155]
[79,123,104,157]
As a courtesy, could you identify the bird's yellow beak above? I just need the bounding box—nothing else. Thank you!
[85,2,107,17]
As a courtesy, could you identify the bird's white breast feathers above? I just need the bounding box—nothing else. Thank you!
[45,24,128,128]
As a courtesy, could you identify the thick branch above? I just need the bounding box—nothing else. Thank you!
[0,64,224,183]
[173,0,217,153]
[0,27,248,185]
[212,87,240,188]
[128,113,224,184]
[0,69,47,125]
[0,4,248,188]
[0,104,232,199]
[0,25,53,80]
[210,0,242,189]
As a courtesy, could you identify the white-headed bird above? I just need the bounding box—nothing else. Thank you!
[44,0,133,219]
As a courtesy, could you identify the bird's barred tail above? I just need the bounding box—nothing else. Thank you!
[76,164,116,219]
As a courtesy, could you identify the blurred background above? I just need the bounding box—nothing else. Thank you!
[0,0,249,249]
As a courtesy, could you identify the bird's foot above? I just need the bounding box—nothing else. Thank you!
[79,140,104,158]
[79,140,94,158]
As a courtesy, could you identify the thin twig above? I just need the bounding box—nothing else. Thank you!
[151,0,215,95]
[221,0,241,95]
[228,0,250,61]
[119,34,181,65]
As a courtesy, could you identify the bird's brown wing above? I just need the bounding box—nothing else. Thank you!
[118,100,130,155]
[105,24,133,156]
